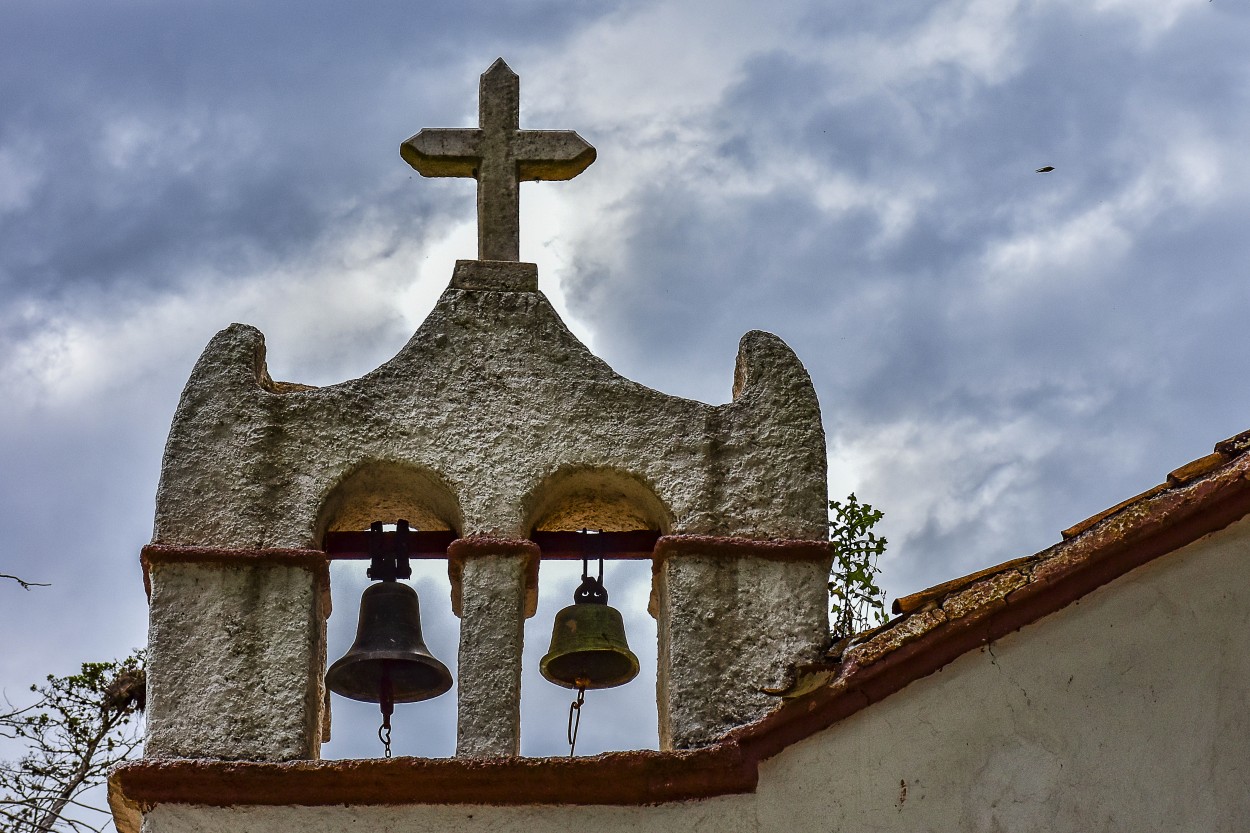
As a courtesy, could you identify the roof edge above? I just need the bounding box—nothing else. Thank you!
[740,451,1250,758]
[109,744,757,813]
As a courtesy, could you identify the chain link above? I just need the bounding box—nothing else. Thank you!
[378,723,392,758]
[567,684,587,756]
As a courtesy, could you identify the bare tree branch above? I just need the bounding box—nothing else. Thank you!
[0,652,145,833]
[0,574,50,591]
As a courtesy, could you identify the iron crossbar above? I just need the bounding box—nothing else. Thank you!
[323,530,660,560]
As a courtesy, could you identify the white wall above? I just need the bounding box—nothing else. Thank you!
[756,513,1250,832]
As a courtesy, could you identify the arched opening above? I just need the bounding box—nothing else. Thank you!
[317,462,462,759]
[525,466,672,534]
[520,467,668,756]
[315,460,463,540]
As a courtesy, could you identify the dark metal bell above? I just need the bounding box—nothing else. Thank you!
[326,581,452,703]
[540,574,639,690]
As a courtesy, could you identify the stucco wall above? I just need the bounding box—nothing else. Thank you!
[755,512,1250,832]
[152,275,828,546]
[145,558,327,761]
[657,550,831,748]
[142,794,756,833]
[140,513,1250,832]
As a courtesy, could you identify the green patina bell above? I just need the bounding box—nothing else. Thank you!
[540,567,640,690]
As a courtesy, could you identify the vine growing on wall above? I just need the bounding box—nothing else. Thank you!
[829,494,888,639]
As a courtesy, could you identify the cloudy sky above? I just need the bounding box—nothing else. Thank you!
[2,0,1249,769]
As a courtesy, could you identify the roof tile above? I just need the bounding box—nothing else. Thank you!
[1167,451,1229,486]
[1215,428,1250,456]
[842,609,946,671]
[1061,483,1168,540]
[941,569,1027,620]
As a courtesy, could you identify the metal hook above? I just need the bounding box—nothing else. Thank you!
[378,723,392,758]
[567,683,587,757]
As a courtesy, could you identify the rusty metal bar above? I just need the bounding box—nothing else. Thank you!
[323,530,660,560]
[529,530,660,559]
[325,530,458,560]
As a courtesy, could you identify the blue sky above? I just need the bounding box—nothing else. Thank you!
[2,0,1249,765]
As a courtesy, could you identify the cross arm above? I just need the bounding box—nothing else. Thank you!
[515,130,597,181]
[401,128,483,178]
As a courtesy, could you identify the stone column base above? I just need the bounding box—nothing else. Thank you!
[448,538,539,757]
[141,545,330,761]
[653,536,832,750]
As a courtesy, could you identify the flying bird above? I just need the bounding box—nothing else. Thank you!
[1036,166,1055,173]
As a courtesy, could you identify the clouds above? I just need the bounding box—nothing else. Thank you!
[524,0,1250,589]
[1,0,1248,763]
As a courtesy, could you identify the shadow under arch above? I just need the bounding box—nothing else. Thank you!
[523,465,673,535]
[315,460,464,541]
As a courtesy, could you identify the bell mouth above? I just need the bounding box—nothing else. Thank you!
[325,654,453,703]
[540,648,639,690]
[540,602,641,690]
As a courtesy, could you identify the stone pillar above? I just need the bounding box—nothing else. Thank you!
[654,536,832,750]
[142,546,329,761]
[447,538,539,757]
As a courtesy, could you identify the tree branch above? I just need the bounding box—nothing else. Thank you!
[0,574,50,591]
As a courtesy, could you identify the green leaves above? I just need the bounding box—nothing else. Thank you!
[0,651,146,833]
[829,494,888,639]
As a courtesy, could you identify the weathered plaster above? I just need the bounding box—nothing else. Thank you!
[152,265,827,547]
[753,514,1250,832]
[455,552,529,757]
[145,560,326,761]
[143,794,756,833]
[657,552,830,749]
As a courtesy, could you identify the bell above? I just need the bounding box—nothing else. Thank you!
[326,580,453,703]
[540,569,639,690]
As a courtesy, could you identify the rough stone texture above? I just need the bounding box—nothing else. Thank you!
[135,512,1250,832]
[153,278,826,546]
[146,561,326,761]
[151,261,826,759]
[455,553,529,757]
[450,259,538,292]
[657,552,831,749]
[401,59,596,262]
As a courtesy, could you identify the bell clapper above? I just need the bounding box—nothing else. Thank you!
[566,680,588,757]
[378,660,394,758]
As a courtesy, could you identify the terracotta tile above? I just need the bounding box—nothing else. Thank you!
[1168,452,1229,485]
[941,570,1027,620]
[1061,483,1168,540]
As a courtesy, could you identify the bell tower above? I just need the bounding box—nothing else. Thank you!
[131,57,830,798]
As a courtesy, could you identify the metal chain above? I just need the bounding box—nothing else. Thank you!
[378,722,392,758]
[567,684,587,757]
[379,660,394,758]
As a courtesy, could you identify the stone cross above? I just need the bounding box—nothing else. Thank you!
[401,59,596,262]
